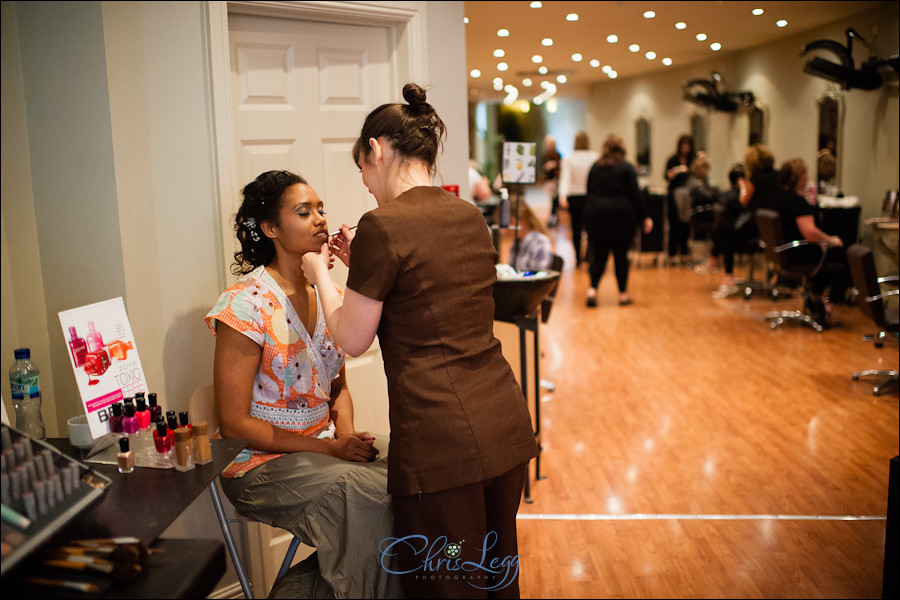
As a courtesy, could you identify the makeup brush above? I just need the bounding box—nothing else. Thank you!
[22,577,100,594]
[329,225,358,238]
[49,544,146,564]
[44,557,143,583]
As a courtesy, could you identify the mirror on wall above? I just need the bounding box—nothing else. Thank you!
[816,95,839,191]
[748,106,765,145]
[635,117,651,176]
[690,113,707,152]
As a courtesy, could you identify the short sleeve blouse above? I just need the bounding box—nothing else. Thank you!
[205,266,345,477]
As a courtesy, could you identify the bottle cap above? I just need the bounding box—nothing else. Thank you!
[156,421,168,436]
[194,422,208,437]
[69,326,78,340]
[174,427,192,443]
[111,403,123,417]
[136,397,146,411]
[124,404,135,418]
[178,412,190,427]
[148,393,158,408]
[118,437,130,452]
[167,414,178,431]
[14,348,31,360]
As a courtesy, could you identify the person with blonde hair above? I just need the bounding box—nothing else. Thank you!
[559,131,600,266]
[583,134,653,307]
[511,201,554,271]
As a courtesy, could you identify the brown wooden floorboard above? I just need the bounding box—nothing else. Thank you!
[504,204,898,599]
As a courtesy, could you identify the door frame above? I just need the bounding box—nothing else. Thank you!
[207,0,426,282]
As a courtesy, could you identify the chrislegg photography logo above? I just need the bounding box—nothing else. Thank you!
[379,531,520,591]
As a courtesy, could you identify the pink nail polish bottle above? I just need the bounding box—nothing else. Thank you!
[122,403,139,437]
[86,320,105,353]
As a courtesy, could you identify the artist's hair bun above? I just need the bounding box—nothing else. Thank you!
[403,83,431,115]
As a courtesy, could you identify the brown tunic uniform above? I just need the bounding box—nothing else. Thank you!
[347,186,538,497]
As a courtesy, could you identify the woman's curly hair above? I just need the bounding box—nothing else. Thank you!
[232,170,306,275]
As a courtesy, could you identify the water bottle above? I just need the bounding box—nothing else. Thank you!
[9,348,46,439]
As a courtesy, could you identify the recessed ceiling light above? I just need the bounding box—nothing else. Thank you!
[608,70,618,79]
[532,55,543,64]
[497,28,509,37]
[696,33,707,41]
[539,66,548,74]
[557,75,567,83]
[675,22,687,30]
[590,59,600,67]
[493,77,503,84]
[530,1,542,7]
[542,38,553,46]
[522,78,533,87]
[645,51,656,60]
[470,69,481,78]
[602,65,612,73]
[498,62,508,71]
[464,17,469,24]
[710,43,722,51]
[607,34,619,43]
[572,53,583,62]
[494,49,505,57]
[629,44,640,52]
[752,8,764,16]
[493,80,504,90]
[776,19,788,27]
[643,11,655,19]
[566,13,579,21]
[662,57,673,66]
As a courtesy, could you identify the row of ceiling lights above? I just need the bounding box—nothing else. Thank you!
[468,3,790,107]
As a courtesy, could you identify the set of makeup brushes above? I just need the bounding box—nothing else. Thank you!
[22,536,160,593]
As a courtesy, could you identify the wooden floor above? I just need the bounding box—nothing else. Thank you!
[509,198,898,599]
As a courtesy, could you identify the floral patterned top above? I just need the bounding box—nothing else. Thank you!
[205,265,345,478]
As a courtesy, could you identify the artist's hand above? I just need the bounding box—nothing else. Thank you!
[301,243,331,287]
[643,217,654,235]
[329,224,355,268]
[330,433,378,462]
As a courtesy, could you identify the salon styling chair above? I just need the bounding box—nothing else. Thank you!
[189,385,302,599]
[847,244,899,395]
[755,209,829,332]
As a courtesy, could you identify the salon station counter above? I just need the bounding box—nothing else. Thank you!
[5,437,248,599]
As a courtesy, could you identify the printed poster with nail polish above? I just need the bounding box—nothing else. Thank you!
[501,141,537,184]
[58,297,148,439]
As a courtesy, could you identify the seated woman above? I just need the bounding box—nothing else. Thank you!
[511,201,554,272]
[205,170,398,598]
[772,158,851,327]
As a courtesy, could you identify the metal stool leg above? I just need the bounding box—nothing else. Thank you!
[274,537,302,585]
[209,480,254,599]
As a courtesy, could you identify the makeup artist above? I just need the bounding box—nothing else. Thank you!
[206,170,398,598]
[302,83,538,599]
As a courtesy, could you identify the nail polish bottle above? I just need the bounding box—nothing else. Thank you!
[147,393,162,423]
[109,403,124,435]
[192,422,212,465]
[84,349,111,377]
[174,427,195,472]
[135,396,151,431]
[68,326,87,367]
[122,403,139,437]
[86,321,105,353]
[117,437,134,474]
[178,411,193,432]
[166,413,178,448]
[153,421,174,468]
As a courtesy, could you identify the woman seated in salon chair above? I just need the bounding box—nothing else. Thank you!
[205,170,399,598]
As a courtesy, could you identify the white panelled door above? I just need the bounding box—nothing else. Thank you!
[228,13,391,434]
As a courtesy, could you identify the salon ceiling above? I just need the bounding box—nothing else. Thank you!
[464,0,890,102]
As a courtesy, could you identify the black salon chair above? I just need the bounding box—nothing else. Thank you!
[755,209,830,332]
[847,244,899,395]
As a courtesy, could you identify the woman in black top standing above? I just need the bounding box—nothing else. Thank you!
[665,134,695,265]
[584,134,653,307]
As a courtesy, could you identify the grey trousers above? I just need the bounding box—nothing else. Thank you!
[221,435,401,599]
